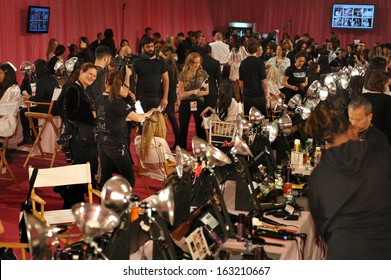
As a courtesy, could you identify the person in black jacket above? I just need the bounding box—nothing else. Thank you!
[47,44,66,75]
[77,36,95,63]
[62,62,98,208]
[18,59,59,146]
[100,28,117,56]
[160,47,180,149]
[305,105,391,260]
[202,44,222,109]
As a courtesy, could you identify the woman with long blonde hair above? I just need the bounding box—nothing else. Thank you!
[135,111,174,180]
[265,65,284,110]
[139,111,167,160]
[177,52,209,149]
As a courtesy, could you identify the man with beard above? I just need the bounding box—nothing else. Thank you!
[134,37,168,112]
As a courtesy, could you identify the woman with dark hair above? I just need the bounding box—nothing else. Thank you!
[363,56,388,93]
[18,59,59,146]
[0,63,21,138]
[282,51,308,102]
[201,79,240,122]
[47,44,66,75]
[77,36,95,63]
[100,28,117,56]
[306,62,320,92]
[160,47,180,149]
[266,44,291,93]
[120,39,129,48]
[228,35,248,102]
[61,62,98,208]
[286,39,307,66]
[96,69,152,188]
[305,104,391,259]
[362,71,391,144]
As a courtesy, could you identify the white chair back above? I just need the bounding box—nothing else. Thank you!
[52,88,62,101]
[28,163,91,188]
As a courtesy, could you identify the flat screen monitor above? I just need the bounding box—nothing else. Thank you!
[331,3,375,29]
[27,6,50,33]
[228,22,253,37]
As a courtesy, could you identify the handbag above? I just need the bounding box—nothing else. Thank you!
[72,120,97,146]
[62,84,97,146]
[19,168,38,248]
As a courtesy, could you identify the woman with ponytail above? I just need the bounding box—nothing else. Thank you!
[96,69,152,187]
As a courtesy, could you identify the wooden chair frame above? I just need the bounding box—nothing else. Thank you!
[28,163,100,225]
[23,88,63,168]
[0,137,20,190]
[0,100,20,190]
[0,220,29,260]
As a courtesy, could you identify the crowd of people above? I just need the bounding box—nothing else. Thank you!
[1,25,391,259]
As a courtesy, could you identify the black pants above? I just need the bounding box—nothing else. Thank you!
[140,95,161,112]
[19,106,48,140]
[164,97,180,147]
[61,140,98,209]
[98,143,135,188]
[243,95,266,116]
[179,99,206,150]
[204,93,218,109]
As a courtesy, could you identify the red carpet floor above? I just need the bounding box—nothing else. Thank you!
[0,113,196,259]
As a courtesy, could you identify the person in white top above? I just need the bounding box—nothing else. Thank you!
[228,35,248,101]
[265,65,285,112]
[209,32,230,71]
[266,45,291,91]
[135,111,175,181]
[0,63,21,138]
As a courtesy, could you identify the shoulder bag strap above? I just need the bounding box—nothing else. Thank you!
[26,168,38,200]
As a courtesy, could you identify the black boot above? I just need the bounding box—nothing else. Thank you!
[17,135,34,146]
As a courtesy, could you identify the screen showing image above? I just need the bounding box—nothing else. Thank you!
[331,3,374,29]
[27,6,50,33]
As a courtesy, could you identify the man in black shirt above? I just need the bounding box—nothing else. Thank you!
[134,37,168,112]
[348,96,389,148]
[90,32,104,54]
[239,38,267,115]
[202,44,222,109]
[86,45,113,102]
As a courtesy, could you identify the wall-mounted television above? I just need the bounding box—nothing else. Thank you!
[27,6,50,33]
[228,22,254,37]
[331,3,375,29]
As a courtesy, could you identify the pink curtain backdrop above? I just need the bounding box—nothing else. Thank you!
[0,0,390,80]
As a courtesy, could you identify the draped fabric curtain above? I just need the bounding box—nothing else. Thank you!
[0,0,389,80]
